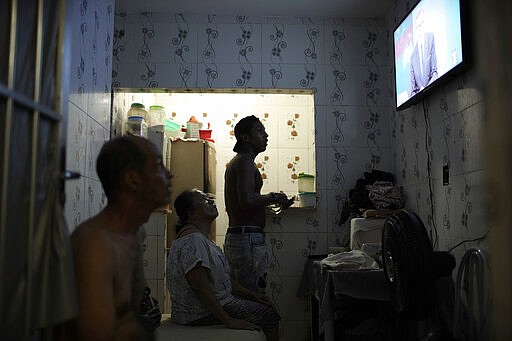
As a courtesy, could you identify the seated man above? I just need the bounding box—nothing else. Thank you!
[167,189,281,341]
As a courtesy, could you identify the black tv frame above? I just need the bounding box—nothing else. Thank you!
[393,0,472,111]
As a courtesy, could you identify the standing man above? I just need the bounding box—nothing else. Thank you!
[70,135,173,340]
[409,7,438,96]
[223,115,290,294]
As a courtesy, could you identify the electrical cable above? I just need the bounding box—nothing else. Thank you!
[447,232,488,254]
[422,100,439,249]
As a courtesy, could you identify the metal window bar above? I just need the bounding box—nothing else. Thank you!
[0,0,68,338]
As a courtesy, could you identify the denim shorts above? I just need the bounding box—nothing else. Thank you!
[224,230,268,294]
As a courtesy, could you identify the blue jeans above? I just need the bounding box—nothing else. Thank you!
[224,230,268,294]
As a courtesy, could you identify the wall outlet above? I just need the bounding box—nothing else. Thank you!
[443,164,449,186]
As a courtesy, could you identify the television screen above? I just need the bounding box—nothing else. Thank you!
[393,0,466,110]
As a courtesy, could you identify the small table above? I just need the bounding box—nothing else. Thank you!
[298,256,391,341]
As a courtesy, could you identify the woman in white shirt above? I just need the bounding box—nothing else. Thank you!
[167,189,280,341]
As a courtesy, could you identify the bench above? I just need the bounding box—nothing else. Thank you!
[156,318,267,341]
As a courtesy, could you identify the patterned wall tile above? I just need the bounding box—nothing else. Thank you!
[450,102,485,176]
[257,148,279,194]
[261,21,290,66]
[85,177,106,218]
[338,22,387,66]
[64,176,86,233]
[278,148,311,193]
[266,275,309,321]
[66,103,87,177]
[277,106,310,148]
[314,105,328,148]
[266,232,327,276]
[200,23,262,64]
[325,65,387,106]
[276,22,324,64]
[85,117,109,180]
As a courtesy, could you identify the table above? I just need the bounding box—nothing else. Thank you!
[298,256,392,341]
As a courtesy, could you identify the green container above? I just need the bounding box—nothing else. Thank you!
[298,172,315,193]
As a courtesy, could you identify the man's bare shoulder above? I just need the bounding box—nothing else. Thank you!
[71,215,112,255]
[227,153,254,169]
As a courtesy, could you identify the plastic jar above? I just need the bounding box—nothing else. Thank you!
[124,116,148,137]
[127,103,148,121]
[298,173,315,193]
[147,105,166,127]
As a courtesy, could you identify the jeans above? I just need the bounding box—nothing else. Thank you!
[224,231,268,294]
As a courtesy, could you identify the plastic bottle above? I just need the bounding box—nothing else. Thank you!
[124,115,148,137]
[127,103,148,121]
[147,105,166,127]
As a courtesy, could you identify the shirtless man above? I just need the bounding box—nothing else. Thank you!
[223,115,290,294]
[71,135,173,340]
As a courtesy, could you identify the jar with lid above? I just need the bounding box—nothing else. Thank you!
[124,116,148,138]
[127,103,148,121]
[147,105,166,127]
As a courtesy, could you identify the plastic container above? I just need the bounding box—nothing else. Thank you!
[199,129,212,140]
[165,119,181,132]
[127,103,148,121]
[165,119,182,139]
[124,115,148,137]
[147,105,166,127]
[298,173,315,193]
[185,116,202,139]
[298,192,316,207]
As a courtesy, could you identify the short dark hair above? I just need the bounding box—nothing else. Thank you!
[174,189,202,233]
[96,136,148,201]
[233,115,260,152]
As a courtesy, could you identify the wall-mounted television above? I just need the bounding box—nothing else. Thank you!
[393,0,470,111]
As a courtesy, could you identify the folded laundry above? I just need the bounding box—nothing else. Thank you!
[319,249,379,271]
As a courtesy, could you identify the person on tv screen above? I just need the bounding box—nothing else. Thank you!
[409,7,438,96]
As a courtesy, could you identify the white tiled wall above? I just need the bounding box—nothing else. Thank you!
[387,0,488,279]
[141,212,168,309]
[64,0,114,232]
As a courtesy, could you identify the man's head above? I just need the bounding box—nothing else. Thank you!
[96,135,172,206]
[174,189,218,230]
[415,8,425,45]
[233,115,268,153]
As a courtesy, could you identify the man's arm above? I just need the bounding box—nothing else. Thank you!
[186,263,260,330]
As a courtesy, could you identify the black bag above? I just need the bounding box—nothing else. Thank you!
[140,286,162,331]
